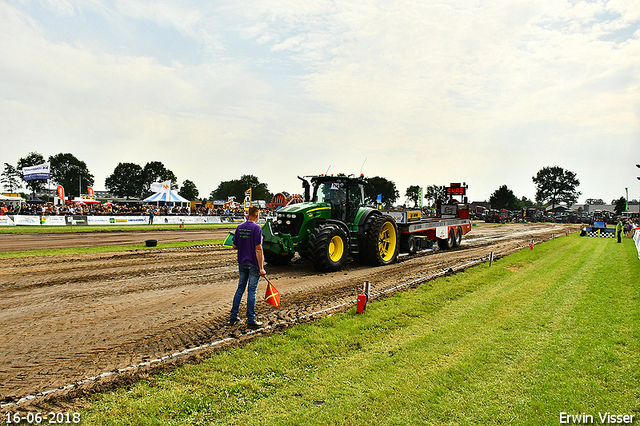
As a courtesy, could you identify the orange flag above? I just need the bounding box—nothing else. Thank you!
[264,278,280,308]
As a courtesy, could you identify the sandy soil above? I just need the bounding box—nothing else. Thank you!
[0,223,579,411]
[0,229,230,252]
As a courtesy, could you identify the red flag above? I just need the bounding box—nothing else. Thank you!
[57,185,65,202]
[87,186,94,196]
[265,280,280,308]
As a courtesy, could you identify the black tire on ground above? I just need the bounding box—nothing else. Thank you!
[308,224,348,271]
[264,252,294,266]
[437,227,455,250]
[453,226,462,247]
[400,234,417,255]
[361,215,399,266]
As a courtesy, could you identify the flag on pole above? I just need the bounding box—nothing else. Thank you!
[625,188,629,211]
[150,180,171,195]
[222,232,234,248]
[87,186,94,196]
[244,188,252,211]
[264,278,280,307]
[22,162,50,181]
[57,185,65,203]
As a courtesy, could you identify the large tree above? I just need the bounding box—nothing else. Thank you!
[405,185,422,207]
[363,176,399,208]
[178,179,199,201]
[142,161,177,196]
[17,152,47,195]
[532,166,581,211]
[520,196,536,208]
[424,184,448,207]
[613,197,627,215]
[105,162,145,199]
[49,153,94,199]
[210,175,272,202]
[489,185,522,210]
[1,163,22,193]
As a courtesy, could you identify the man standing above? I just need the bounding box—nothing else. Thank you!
[616,218,624,243]
[230,205,267,328]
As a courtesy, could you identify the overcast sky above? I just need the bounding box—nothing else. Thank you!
[1,0,639,204]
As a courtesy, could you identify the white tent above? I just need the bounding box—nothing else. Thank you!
[0,194,26,207]
[143,190,189,206]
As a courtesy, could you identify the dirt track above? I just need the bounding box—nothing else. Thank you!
[0,229,230,252]
[0,223,579,410]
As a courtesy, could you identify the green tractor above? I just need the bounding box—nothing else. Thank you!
[262,174,399,271]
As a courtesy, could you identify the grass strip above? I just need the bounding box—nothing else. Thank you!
[0,240,225,258]
[81,234,639,425]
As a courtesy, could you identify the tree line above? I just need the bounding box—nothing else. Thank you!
[4,155,625,211]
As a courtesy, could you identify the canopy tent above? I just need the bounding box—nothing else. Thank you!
[143,190,189,205]
[0,194,25,207]
[26,197,46,204]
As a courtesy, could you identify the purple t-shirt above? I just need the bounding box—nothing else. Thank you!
[233,220,263,265]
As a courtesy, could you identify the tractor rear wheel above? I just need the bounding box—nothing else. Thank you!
[308,224,348,271]
[361,215,399,266]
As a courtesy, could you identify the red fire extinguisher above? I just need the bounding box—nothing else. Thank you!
[356,281,370,314]
[357,291,367,314]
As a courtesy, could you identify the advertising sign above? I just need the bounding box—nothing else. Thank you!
[13,215,41,226]
[41,216,66,226]
[57,185,65,203]
[22,162,50,181]
[0,216,14,226]
[86,216,149,225]
[65,215,88,226]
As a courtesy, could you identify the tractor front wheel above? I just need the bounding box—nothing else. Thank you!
[308,224,348,271]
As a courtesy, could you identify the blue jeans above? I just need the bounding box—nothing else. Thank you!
[230,262,260,322]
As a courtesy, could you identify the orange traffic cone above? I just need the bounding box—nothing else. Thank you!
[264,278,280,308]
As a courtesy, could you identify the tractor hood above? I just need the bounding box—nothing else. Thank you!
[277,202,330,214]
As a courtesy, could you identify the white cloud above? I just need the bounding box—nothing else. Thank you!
[1,0,639,202]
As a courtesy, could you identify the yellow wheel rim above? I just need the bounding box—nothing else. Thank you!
[378,221,397,262]
[328,235,344,262]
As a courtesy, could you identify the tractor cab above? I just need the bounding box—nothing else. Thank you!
[307,174,366,222]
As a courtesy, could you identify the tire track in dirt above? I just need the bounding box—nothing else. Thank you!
[0,223,579,411]
[0,229,230,252]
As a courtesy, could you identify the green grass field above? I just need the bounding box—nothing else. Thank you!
[80,234,639,425]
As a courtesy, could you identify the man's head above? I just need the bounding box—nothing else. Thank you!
[248,205,260,219]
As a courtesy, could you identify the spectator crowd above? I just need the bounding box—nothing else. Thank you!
[0,201,252,217]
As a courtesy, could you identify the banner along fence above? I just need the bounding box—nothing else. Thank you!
[0,215,259,227]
